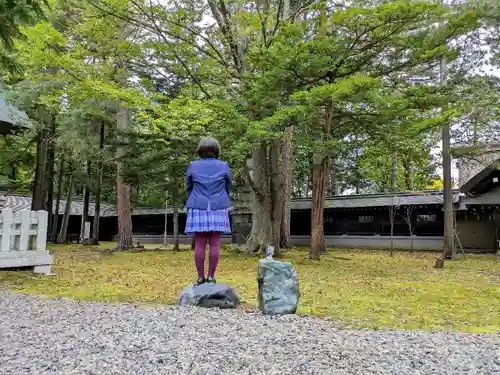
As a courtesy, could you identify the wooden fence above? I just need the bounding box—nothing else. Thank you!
[0,209,53,274]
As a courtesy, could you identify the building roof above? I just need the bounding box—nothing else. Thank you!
[456,144,500,194]
[462,186,500,206]
[460,159,500,195]
[0,192,169,217]
[0,190,461,217]
[293,190,460,210]
[0,95,30,134]
[0,193,117,217]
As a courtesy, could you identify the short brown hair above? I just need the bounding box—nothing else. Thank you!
[197,137,220,159]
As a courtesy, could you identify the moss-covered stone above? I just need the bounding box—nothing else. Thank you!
[258,259,300,315]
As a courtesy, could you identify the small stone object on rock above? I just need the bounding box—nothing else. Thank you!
[265,245,274,259]
[178,283,240,309]
[258,259,300,315]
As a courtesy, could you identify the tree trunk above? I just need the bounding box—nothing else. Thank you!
[441,57,455,259]
[116,105,133,250]
[279,0,294,250]
[45,120,56,227]
[80,160,91,243]
[306,152,314,198]
[91,120,105,245]
[402,155,412,191]
[52,155,65,237]
[270,139,286,255]
[246,143,274,254]
[442,123,455,258]
[390,150,397,192]
[57,172,73,244]
[280,125,294,249]
[328,163,339,196]
[310,94,335,259]
[439,58,456,259]
[389,197,395,255]
[354,139,361,194]
[247,193,274,254]
[280,196,291,248]
[32,128,49,210]
[3,136,16,181]
[410,229,414,252]
[173,200,179,251]
[310,156,329,259]
[390,209,394,255]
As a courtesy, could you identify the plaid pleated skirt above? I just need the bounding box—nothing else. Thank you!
[185,209,231,234]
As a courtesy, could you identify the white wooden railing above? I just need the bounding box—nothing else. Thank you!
[0,209,53,274]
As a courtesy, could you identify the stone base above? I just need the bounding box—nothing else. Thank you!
[178,283,240,309]
[33,265,54,275]
[0,251,53,274]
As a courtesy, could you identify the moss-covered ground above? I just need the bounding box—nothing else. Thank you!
[1,243,498,333]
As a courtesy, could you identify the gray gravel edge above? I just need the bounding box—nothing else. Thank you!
[0,292,499,375]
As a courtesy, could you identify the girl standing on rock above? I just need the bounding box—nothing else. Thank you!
[185,137,232,286]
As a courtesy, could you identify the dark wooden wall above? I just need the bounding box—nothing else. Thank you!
[291,206,444,236]
[61,205,446,242]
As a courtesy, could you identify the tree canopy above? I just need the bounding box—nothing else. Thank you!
[0,0,498,256]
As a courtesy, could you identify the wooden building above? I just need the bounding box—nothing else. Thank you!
[0,190,463,251]
[455,145,500,252]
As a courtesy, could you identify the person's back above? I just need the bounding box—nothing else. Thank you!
[185,158,232,211]
[185,137,232,286]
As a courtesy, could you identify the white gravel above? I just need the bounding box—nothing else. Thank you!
[0,292,498,375]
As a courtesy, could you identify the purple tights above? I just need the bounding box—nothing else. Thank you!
[194,232,221,279]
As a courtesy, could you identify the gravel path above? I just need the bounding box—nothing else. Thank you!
[0,292,498,375]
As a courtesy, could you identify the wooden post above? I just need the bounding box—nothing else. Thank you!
[36,210,48,251]
[19,210,30,251]
[1,209,13,252]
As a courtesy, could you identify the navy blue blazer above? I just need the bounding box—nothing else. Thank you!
[185,158,232,210]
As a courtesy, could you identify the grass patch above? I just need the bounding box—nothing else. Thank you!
[1,243,499,333]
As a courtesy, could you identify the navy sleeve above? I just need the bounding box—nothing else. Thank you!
[186,163,193,196]
[225,162,232,195]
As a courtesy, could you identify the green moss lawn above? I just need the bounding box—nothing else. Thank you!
[0,243,498,333]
